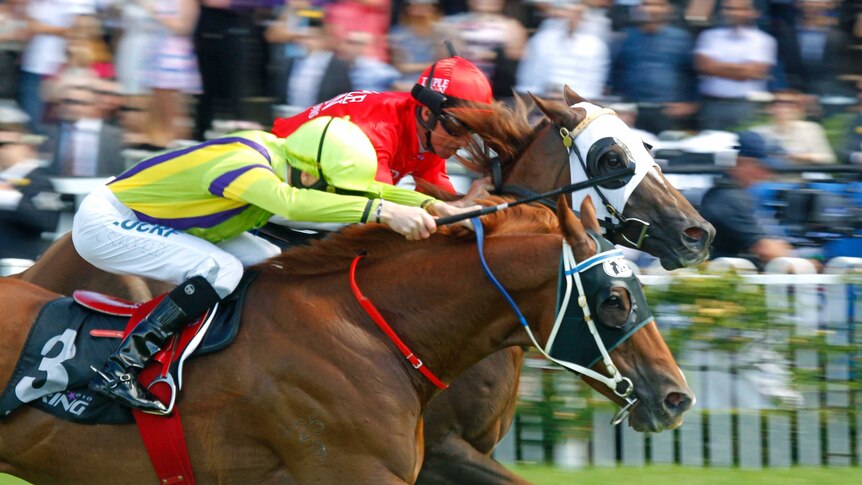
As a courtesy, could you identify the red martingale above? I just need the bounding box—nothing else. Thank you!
[349,255,448,390]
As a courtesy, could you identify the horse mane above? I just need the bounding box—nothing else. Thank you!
[254,197,559,278]
[448,99,539,174]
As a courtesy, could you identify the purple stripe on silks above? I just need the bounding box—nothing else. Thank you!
[208,164,273,197]
[111,137,273,184]
[132,206,249,230]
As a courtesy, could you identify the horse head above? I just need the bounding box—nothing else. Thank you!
[453,88,715,270]
[550,196,695,432]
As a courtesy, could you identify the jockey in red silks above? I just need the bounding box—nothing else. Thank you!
[272,55,494,195]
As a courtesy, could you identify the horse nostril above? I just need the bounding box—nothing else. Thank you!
[683,226,704,243]
[664,391,693,417]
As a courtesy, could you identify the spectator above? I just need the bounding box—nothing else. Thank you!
[700,130,794,267]
[0,0,29,100]
[193,0,260,140]
[439,0,527,98]
[580,0,613,46]
[265,0,317,64]
[45,84,125,177]
[515,0,609,100]
[389,0,445,92]
[751,89,836,165]
[611,0,698,134]
[694,0,777,131]
[18,0,92,134]
[141,0,201,148]
[269,16,352,108]
[772,0,852,97]
[0,104,60,259]
[115,0,158,102]
[338,30,400,92]
[45,14,109,102]
[842,79,862,165]
[326,0,392,63]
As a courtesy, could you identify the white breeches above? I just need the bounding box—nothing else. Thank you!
[72,186,281,298]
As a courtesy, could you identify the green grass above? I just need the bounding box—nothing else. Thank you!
[0,476,27,485]
[3,466,858,484]
[509,464,860,484]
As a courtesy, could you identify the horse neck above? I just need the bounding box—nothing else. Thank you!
[504,123,570,194]
[259,233,563,403]
[381,234,562,396]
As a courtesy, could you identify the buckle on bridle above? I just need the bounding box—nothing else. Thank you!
[611,396,638,426]
[619,218,650,249]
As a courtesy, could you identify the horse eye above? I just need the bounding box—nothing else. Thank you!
[605,152,623,168]
[606,294,623,308]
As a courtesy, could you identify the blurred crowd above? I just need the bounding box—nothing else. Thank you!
[1,0,862,266]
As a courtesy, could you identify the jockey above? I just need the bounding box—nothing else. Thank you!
[272,55,494,194]
[73,116,471,414]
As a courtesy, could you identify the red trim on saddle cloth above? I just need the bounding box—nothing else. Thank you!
[89,329,125,339]
[125,296,210,485]
[349,255,448,390]
[73,290,139,316]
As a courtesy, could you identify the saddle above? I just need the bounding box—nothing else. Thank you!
[0,273,257,424]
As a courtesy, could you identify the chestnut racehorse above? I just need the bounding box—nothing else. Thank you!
[11,89,707,483]
[0,198,691,484]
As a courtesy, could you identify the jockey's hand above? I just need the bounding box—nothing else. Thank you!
[381,202,437,240]
[426,201,482,232]
[451,176,492,207]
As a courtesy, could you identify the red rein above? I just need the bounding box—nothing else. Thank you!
[348,255,448,390]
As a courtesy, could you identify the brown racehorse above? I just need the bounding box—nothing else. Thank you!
[11,90,706,484]
[0,198,691,484]
[414,90,713,484]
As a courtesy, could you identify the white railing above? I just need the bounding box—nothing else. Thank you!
[497,257,862,469]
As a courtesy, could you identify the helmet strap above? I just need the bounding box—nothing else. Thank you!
[415,106,438,155]
[289,166,328,191]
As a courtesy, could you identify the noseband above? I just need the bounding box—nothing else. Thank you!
[489,108,651,249]
[472,217,652,426]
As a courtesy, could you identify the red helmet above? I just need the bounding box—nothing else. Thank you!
[412,56,493,113]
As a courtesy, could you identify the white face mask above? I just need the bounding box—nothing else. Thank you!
[566,102,658,225]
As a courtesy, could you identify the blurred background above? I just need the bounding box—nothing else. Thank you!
[1,0,862,481]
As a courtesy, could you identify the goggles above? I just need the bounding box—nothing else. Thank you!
[438,113,471,138]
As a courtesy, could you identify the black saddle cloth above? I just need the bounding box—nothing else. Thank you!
[0,272,257,424]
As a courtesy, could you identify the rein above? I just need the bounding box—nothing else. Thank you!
[349,255,448,390]
[489,108,650,249]
[471,217,640,426]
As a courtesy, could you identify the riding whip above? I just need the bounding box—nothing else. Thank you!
[435,166,636,226]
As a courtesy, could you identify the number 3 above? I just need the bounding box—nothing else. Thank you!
[15,329,77,402]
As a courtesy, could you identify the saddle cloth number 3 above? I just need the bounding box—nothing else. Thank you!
[15,329,77,402]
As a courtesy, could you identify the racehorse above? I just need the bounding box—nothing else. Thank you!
[413,89,712,484]
[11,89,707,483]
[0,197,691,484]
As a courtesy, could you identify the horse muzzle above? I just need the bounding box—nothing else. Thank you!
[628,386,695,433]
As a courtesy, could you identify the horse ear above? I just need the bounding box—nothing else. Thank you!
[563,85,587,106]
[579,195,602,233]
[530,92,580,129]
[513,90,534,112]
[556,195,584,242]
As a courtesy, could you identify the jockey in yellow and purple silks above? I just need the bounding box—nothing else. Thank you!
[72,116,476,414]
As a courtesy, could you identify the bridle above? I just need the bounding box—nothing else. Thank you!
[489,108,651,249]
[472,218,652,426]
